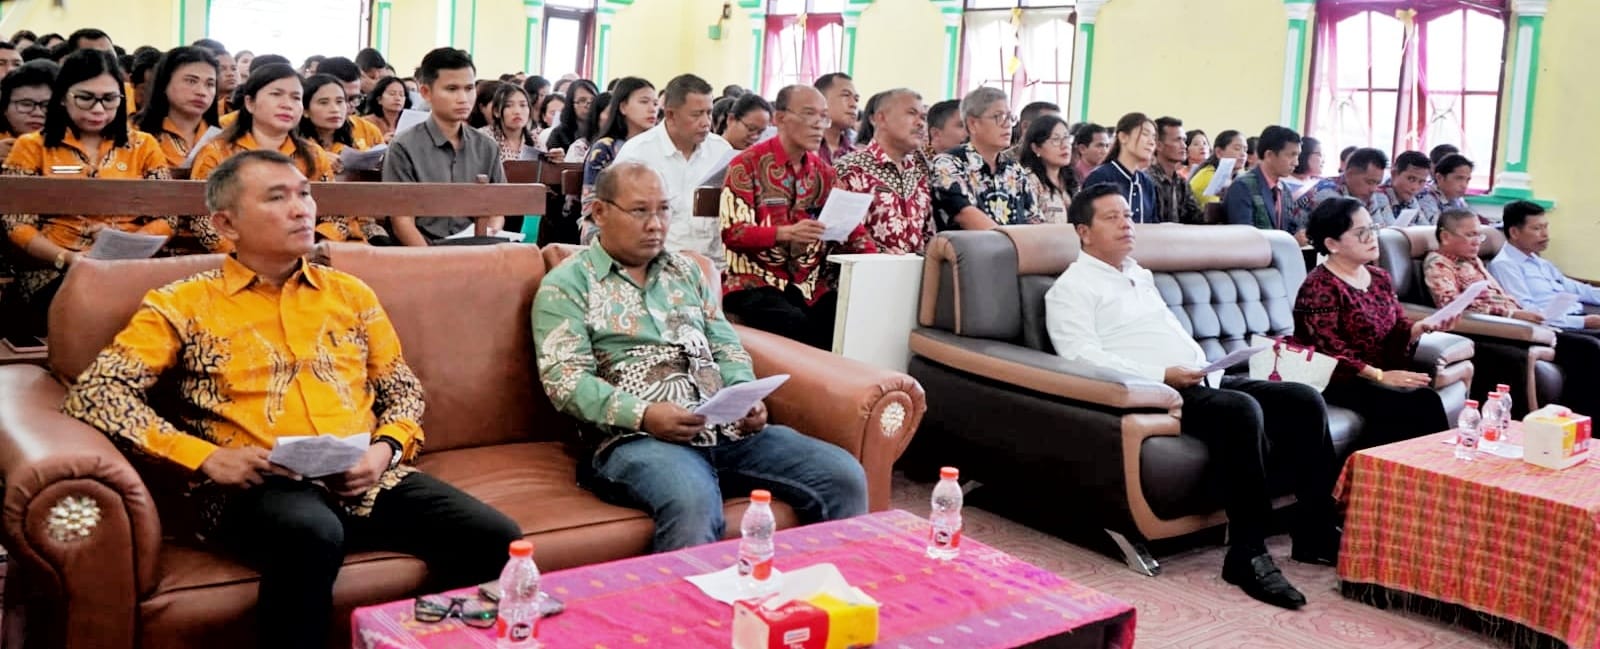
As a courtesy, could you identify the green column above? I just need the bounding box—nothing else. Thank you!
[1281,0,1314,127]
[523,0,544,75]
[737,0,764,91]
[1069,0,1110,123]
[928,0,960,100]
[1494,0,1548,199]
[375,0,394,58]
[842,11,860,76]
[469,0,479,54]
[595,4,616,85]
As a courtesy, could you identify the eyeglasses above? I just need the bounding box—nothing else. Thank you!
[9,99,47,114]
[69,92,123,111]
[1347,226,1376,243]
[602,199,670,221]
[413,595,497,628]
[988,112,1017,128]
[1043,135,1070,147]
[788,112,832,129]
[737,118,767,134]
[1448,229,1486,241]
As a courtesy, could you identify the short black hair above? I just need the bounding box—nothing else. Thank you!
[9,30,37,44]
[1294,136,1321,175]
[317,56,360,84]
[1428,143,1459,166]
[1434,153,1474,177]
[0,41,15,53]
[1501,200,1546,233]
[1073,122,1108,148]
[44,49,130,148]
[417,47,473,86]
[814,72,851,94]
[1154,115,1183,137]
[1435,208,1479,244]
[190,38,227,54]
[731,92,772,122]
[663,73,712,109]
[1345,147,1388,173]
[1067,182,1124,227]
[1305,196,1363,255]
[928,99,961,131]
[1393,150,1430,174]
[68,28,110,48]
[21,45,51,62]
[355,48,387,72]
[251,54,290,69]
[1339,145,1358,163]
[205,149,298,212]
[1258,125,1301,157]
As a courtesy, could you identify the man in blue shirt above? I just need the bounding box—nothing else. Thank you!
[1488,200,1600,331]
[1225,126,1302,242]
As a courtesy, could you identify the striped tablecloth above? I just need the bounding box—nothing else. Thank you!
[352,509,1135,649]
[1336,430,1600,648]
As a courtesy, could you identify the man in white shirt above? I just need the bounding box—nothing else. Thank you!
[1045,183,1341,610]
[612,73,734,267]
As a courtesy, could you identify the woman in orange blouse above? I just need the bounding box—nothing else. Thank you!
[0,61,55,162]
[1,49,171,334]
[191,63,334,251]
[360,76,410,140]
[300,74,358,155]
[134,46,220,168]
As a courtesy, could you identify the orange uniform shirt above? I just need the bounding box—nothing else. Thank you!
[0,130,174,251]
[63,256,425,517]
[190,132,339,251]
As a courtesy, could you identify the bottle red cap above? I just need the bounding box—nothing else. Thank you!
[1464,399,1479,408]
[1496,384,1510,391]
[508,540,533,557]
[940,467,959,480]
[750,489,772,503]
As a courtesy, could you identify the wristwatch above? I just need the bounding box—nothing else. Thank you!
[375,437,403,470]
[53,250,68,269]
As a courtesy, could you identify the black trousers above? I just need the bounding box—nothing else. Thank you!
[1554,330,1600,417]
[215,472,522,649]
[1322,379,1449,449]
[1177,377,1338,552]
[723,285,839,350]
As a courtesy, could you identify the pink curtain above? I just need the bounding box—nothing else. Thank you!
[804,14,844,80]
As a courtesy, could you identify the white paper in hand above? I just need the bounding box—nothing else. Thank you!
[698,148,739,186]
[1541,292,1580,323]
[517,144,545,161]
[695,375,789,425]
[87,230,169,260]
[181,126,224,168]
[1202,158,1236,197]
[1422,280,1489,327]
[1391,208,1420,229]
[338,143,388,172]
[395,109,430,135]
[269,433,371,478]
[817,190,872,242]
[1197,344,1272,374]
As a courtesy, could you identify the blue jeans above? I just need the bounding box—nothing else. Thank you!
[586,425,869,552]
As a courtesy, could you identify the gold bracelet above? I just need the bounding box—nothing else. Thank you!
[1370,369,1385,383]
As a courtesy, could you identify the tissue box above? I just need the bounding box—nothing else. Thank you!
[731,593,879,649]
[1522,406,1592,470]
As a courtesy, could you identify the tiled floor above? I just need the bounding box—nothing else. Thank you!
[887,474,1504,649]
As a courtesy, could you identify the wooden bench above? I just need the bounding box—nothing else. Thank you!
[0,176,548,367]
[694,186,720,218]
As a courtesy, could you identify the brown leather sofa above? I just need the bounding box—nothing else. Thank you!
[0,243,925,649]
[905,224,1474,574]
[1376,225,1559,416]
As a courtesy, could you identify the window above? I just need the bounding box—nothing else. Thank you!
[209,0,366,70]
[543,0,597,79]
[1306,2,1506,188]
[959,1,1075,111]
[762,0,847,97]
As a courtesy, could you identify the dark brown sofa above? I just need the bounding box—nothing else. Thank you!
[904,223,1473,574]
[0,242,925,649]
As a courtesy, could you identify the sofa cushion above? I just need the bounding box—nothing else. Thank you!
[49,254,227,380]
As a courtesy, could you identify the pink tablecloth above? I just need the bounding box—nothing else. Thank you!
[352,509,1135,649]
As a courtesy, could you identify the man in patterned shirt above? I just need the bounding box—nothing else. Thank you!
[1289,147,1392,227]
[930,86,1039,230]
[534,161,868,552]
[62,150,521,649]
[720,84,877,350]
[833,88,932,255]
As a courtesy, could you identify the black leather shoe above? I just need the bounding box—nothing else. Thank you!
[1223,552,1307,610]
[1291,527,1342,567]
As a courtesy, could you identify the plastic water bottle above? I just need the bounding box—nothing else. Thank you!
[1456,399,1482,461]
[737,490,777,599]
[1496,384,1514,443]
[1481,393,1505,454]
[926,466,963,560]
[496,540,542,648]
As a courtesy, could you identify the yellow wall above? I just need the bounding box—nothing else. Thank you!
[0,0,182,51]
[1091,0,1288,136]
[385,0,444,77]
[852,0,945,100]
[681,0,759,91]
[1524,2,1600,277]
[607,0,693,87]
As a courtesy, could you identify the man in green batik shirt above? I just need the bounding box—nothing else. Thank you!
[532,161,868,553]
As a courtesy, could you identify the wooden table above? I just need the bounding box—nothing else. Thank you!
[351,509,1136,649]
[1336,429,1600,648]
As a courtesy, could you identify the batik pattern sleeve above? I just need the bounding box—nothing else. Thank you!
[350,282,426,461]
[688,257,755,387]
[720,152,779,252]
[62,295,219,472]
[532,270,650,434]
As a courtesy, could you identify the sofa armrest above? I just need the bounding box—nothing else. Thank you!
[1401,304,1558,345]
[735,325,926,512]
[0,365,160,649]
[909,329,1182,412]
[1413,331,1475,390]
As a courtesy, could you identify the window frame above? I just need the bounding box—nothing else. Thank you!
[956,2,1077,111]
[541,5,597,79]
[761,0,848,97]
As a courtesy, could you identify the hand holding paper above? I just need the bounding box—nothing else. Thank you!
[395,109,430,135]
[817,190,872,242]
[1196,344,1272,374]
[87,229,169,260]
[1391,208,1420,229]
[1422,280,1488,328]
[338,143,388,172]
[1202,158,1236,197]
[695,375,789,425]
[269,434,371,479]
[1541,292,1580,323]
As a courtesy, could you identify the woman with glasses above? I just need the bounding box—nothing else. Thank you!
[360,76,411,141]
[545,79,597,158]
[1018,114,1076,224]
[1,49,172,335]
[578,77,657,243]
[0,60,56,162]
[1190,129,1246,207]
[1292,197,1456,447]
[1183,129,1209,178]
[718,92,772,151]
[133,46,220,168]
[190,64,334,251]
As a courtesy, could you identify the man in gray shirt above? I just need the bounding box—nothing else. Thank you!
[381,47,505,245]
